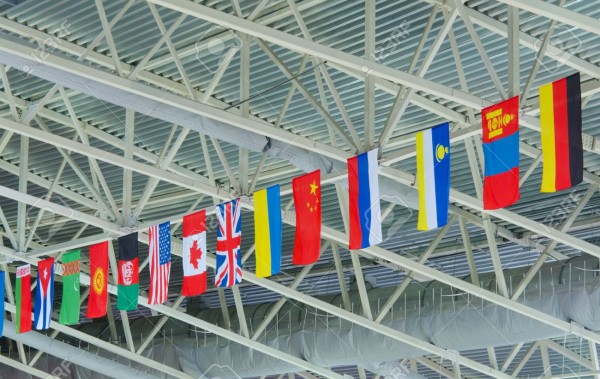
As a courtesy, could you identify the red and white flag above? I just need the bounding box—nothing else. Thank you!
[148,222,171,305]
[182,210,207,296]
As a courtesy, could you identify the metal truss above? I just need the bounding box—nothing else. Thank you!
[0,0,599,377]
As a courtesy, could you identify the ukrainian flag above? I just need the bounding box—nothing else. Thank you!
[416,123,450,231]
[254,185,282,277]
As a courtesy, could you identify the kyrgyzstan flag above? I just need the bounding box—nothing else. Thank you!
[87,241,109,318]
[15,264,32,333]
[117,233,139,311]
[182,210,207,296]
[292,170,322,265]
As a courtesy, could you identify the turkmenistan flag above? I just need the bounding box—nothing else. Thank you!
[15,264,31,333]
[117,233,139,311]
[59,250,80,325]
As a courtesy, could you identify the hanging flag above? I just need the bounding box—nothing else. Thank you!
[117,233,139,311]
[215,199,243,287]
[0,271,4,337]
[482,96,520,210]
[59,250,80,325]
[148,222,171,304]
[254,185,282,277]
[416,123,451,230]
[15,264,32,333]
[348,148,382,249]
[292,170,321,265]
[540,72,583,193]
[87,241,108,318]
[182,211,207,296]
[33,257,54,330]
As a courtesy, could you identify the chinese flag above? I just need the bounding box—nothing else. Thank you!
[292,170,321,265]
[87,241,109,318]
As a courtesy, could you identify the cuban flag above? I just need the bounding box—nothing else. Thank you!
[34,257,54,330]
[416,123,450,230]
[348,148,382,250]
[215,199,242,287]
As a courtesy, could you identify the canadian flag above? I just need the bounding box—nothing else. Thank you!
[182,210,207,296]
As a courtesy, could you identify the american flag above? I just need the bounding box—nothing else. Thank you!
[215,199,242,287]
[148,221,171,304]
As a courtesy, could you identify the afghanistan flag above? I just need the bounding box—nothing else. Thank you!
[482,96,520,210]
[540,73,583,192]
[59,250,80,325]
[33,257,54,330]
[15,264,32,333]
[117,233,139,311]
[87,241,108,318]
[292,170,321,265]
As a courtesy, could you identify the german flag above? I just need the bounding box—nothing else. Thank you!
[540,73,583,192]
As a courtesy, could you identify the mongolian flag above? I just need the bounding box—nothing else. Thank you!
[87,241,108,318]
[59,250,80,325]
[482,96,520,210]
[215,199,243,287]
[348,148,382,249]
[33,257,54,330]
[117,233,139,311]
[15,264,32,333]
[292,170,321,265]
[148,222,172,305]
[416,123,450,230]
[254,185,282,277]
[182,211,207,296]
[540,72,583,192]
[0,271,4,337]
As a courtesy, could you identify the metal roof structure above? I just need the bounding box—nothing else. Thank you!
[1,0,600,377]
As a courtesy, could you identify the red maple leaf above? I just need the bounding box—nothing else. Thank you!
[189,239,202,269]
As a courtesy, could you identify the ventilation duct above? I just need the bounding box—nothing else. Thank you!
[0,34,419,209]
[2,320,163,379]
[3,256,590,378]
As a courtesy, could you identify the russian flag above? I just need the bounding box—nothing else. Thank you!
[348,148,382,249]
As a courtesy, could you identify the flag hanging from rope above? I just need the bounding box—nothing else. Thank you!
[540,72,583,193]
[33,257,54,330]
[292,170,321,265]
[482,96,520,210]
[254,185,282,278]
[348,148,382,249]
[87,241,108,318]
[182,210,207,296]
[59,250,80,325]
[215,199,243,287]
[416,123,450,231]
[117,233,139,311]
[148,222,171,305]
[15,264,32,333]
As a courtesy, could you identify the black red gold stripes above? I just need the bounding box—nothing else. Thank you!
[539,72,583,192]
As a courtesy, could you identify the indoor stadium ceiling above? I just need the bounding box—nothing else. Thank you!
[1,0,600,378]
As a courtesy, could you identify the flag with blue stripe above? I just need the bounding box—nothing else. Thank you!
[416,123,450,230]
[254,185,282,278]
[34,257,54,330]
[348,148,382,249]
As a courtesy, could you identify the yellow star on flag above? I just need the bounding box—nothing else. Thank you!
[309,180,319,195]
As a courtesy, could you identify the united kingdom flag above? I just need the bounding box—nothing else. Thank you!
[215,198,243,287]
